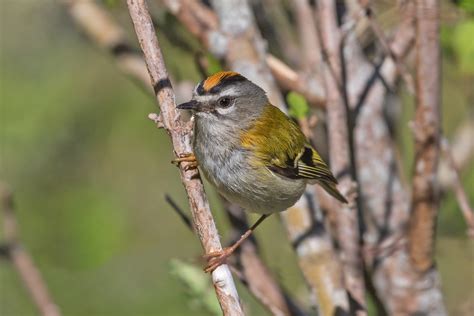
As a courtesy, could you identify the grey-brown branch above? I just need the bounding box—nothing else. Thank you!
[126,1,243,315]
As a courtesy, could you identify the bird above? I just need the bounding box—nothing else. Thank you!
[175,71,347,272]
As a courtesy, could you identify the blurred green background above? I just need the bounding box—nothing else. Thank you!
[1,1,473,315]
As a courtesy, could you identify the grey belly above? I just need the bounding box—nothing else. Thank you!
[195,144,306,214]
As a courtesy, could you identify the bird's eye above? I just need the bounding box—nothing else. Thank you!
[218,97,232,108]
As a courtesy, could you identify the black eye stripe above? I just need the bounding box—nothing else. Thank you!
[196,82,205,95]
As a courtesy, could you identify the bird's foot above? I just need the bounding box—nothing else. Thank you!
[171,153,198,171]
[203,247,234,273]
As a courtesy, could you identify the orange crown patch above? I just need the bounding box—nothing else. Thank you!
[202,71,241,92]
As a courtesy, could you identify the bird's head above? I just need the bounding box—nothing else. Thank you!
[177,71,268,124]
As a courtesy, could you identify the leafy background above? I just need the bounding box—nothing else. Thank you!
[1,1,473,315]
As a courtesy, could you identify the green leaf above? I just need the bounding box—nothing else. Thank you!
[286,91,310,119]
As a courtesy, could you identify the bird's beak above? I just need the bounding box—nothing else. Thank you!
[177,100,200,111]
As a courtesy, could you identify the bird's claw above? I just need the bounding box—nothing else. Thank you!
[203,247,233,273]
[171,153,198,170]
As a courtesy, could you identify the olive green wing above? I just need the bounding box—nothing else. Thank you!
[240,104,347,203]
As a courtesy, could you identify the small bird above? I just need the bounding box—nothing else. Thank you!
[175,71,347,272]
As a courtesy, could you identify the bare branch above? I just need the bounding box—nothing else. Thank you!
[439,120,474,190]
[292,0,322,73]
[164,194,193,230]
[318,0,367,312]
[0,183,61,316]
[282,191,350,315]
[408,0,441,273]
[126,1,243,314]
[342,0,446,313]
[266,55,326,108]
[356,1,415,93]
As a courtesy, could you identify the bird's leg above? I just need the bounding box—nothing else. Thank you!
[203,214,269,273]
[171,153,198,171]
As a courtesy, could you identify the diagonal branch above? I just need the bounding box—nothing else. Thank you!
[126,1,243,314]
[0,183,61,316]
[356,0,415,93]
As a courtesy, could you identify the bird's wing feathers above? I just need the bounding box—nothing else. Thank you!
[296,146,338,183]
[240,105,336,183]
[240,104,347,203]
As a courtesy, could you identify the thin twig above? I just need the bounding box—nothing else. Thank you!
[126,1,243,314]
[356,1,415,93]
[164,194,193,230]
[439,120,474,190]
[0,183,61,316]
[266,55,326,108]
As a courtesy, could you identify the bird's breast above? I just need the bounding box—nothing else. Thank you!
[192,118,306,214]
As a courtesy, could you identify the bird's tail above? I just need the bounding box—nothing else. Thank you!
[318,180,348,204]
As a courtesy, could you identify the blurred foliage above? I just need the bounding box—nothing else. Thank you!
[441,0,474,74]
[457,0,474,13]
[169,259,221,315]
[0,1,473,316]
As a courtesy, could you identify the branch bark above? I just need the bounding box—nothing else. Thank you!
[281,192,350,315]
[342,0,446,313]
[1,183,61,316]
[408,0,441,274]
[126,1,243,315]
[318,0,367,313]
